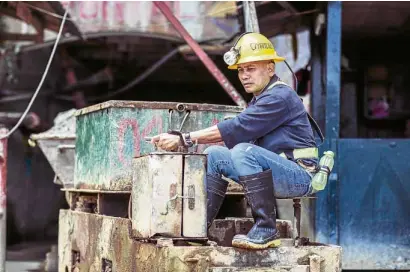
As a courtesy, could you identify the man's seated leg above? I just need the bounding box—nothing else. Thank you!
[229,143,313,249]
[232,169,281,249]
[204,145,239,228]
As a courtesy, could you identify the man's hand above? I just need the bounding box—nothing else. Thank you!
[151,133,181,152]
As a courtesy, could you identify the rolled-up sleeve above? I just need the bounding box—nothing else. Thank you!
[217,95,289,149]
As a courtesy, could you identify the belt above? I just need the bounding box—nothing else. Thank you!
[279,147,318,160]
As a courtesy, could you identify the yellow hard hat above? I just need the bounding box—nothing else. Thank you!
[223,32,285,70]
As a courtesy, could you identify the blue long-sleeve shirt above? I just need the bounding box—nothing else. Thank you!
[217,76,317,157]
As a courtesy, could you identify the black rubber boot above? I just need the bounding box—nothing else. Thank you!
[232,169,281,249]
[207,174,228,228]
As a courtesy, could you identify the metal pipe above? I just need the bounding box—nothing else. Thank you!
[154,1,247,108]
[0,112,40,129]
[0,127,8,272]
[243,1,260,33]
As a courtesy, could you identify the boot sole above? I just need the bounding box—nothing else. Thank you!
[232,238,281,249]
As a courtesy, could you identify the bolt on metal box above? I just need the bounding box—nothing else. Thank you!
[131,152,207,238]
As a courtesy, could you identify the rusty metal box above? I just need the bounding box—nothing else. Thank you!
[131,153,207,238]
[74,101,242,191]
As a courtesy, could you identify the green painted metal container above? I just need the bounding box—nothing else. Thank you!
[74,101,243,191]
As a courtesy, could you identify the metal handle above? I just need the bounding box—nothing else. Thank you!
[188,185,195,210]
[57,144,75,151]
[168,109,191,132]
[161,194,195,215]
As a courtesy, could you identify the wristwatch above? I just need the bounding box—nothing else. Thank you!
[183,132,194,147]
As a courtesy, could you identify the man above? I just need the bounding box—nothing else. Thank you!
[151,32,319,249]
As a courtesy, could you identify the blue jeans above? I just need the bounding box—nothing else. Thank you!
[204,143,314,198]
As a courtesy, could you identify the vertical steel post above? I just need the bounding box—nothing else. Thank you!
[325,2,341,140]
[0,127,8,272]
[325,1,341,245]
[243,1,260,33]
[312,18,328,244]
[310,34,325,132]
[154,1,247,108]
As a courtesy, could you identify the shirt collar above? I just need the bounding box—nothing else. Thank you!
[253,74,280,101]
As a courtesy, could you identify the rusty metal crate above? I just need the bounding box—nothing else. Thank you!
[74,101,242,191]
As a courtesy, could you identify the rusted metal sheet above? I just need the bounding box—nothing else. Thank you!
[58,210,342,272]
[208,218,292,247]
[132,153,207,238]
[182,155,207,237]
[75,101,241,191]
[75,101,243,115]
[132,154,183,238]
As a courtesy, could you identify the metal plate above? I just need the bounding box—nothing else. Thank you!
[132,154,183,238]
[337,139,410,269]
[182,155,207,237]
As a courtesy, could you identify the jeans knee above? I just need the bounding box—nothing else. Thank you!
[231,143,255,161]
[204,145,230,162]
[204,145,228,155]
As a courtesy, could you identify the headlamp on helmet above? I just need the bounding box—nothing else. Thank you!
[223,47,240,66]
[223,32,251,67]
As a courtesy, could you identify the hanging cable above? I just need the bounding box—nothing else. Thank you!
[284,60,298,91]
[0,8,69,139]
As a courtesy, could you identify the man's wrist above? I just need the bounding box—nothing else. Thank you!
[183,132,194,147]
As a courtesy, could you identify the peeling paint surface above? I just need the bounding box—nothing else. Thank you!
[59,210,342,272]
[75,101,241,191]
[132,154,183,238]
[182,155,207,237]
[132,154,207,238]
